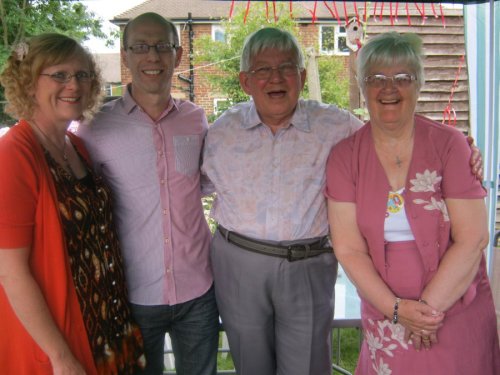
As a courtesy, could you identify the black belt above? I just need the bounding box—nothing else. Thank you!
[218,226,332,262]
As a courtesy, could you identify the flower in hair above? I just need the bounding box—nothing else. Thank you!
[14,42,29,62]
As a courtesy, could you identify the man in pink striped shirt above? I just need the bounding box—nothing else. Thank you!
[78,13,218,375]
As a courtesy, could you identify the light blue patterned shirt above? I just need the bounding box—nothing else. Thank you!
[202,99,362,241]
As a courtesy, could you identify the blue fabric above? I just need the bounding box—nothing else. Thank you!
[130,286,219,375]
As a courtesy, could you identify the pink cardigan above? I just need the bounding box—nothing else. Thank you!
[325,115,488,320]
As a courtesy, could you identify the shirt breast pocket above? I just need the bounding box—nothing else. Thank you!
[173,135,201,176]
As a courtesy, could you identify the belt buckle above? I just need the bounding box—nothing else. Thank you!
[287,245,305,262]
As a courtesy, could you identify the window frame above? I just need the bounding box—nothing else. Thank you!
[319,24,349,56]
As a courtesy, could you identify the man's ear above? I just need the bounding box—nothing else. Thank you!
[300,68,307,90]
[239,71,252,95]
[121,49,129,69]
[174,46,183,68]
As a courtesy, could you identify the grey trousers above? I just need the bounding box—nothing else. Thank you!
[211,230,338,375]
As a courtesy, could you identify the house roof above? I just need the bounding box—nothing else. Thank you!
[112,1,462,25]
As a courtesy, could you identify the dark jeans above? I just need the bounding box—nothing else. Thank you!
[130,286,219,375]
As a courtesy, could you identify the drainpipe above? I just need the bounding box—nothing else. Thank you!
[177,12,195,102]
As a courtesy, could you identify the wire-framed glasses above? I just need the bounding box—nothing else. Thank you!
[364,73,417,89]
[248,62,301,80]
[40,71,95,84]
[128,43,178,54]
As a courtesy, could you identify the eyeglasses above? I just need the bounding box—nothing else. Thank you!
[248,62,301,80]
[40,71,95,84]
[128,43,178,54]
[364,73,417,89]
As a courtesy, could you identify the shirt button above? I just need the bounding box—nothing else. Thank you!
[160,179,165,184]
[165,238,170,244]
[163,209,168,215]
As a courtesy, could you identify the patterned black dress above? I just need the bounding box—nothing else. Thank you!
[44,147,145,374]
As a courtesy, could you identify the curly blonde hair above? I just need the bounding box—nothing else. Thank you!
[0,33,102,120]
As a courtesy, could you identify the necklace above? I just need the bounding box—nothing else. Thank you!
[30,120,69,164]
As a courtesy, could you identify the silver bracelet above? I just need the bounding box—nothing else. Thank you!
[392,297,401,324]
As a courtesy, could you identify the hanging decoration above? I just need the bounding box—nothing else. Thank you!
[229,1,448,27]
[346,18,365,52]
[442,55,465,127]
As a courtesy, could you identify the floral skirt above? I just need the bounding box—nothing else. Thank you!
[355,241,500,375]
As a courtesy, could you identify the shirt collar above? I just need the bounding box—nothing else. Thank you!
[122,84,178,119]
[241,99,311,133]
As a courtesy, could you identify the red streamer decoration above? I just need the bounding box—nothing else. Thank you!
[353,2,360,24]
[273,0,277,22]
[406,3,412,26]
[244,0,250,23]
[440,3,446,28]
[373,2,378,22]
[323,1,338,23]
[229,0,235,19]
[379,2,385,22]
[431,3,438,18]
[395,2,399,23]
[442,55,465,127]
[364,1,367,22]
[343,1,349,25]
[312,0,318,24]
[332,1,342,26]
[290,1,293,18]
[390,2,394,26]
[265,1,269,21]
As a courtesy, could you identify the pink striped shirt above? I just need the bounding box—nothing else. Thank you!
[77,89,212,305]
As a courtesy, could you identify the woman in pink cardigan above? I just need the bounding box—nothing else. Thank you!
[326,32,500,374]
[0,34,144,374]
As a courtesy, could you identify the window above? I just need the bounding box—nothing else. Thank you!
[212,25,226,42]
[104,83,113,97]
[320,25,349,55]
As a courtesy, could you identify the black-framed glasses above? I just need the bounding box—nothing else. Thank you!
[364,73,417,89]
[40,71,95,84]
[248,62,301,80]
[128,43,178,54]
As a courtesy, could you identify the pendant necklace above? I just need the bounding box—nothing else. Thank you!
[30,120,69,166]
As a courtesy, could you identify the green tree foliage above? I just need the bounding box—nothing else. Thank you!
[0,0,113,124]
[194,2,350,119]
[317,56,350,109]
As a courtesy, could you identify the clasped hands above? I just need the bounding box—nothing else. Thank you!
[397,299,445,351]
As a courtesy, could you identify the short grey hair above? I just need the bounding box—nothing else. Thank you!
[240,27,304,72]
[357,32,425,92]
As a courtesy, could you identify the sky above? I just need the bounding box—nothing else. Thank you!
[81,0,145,53]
